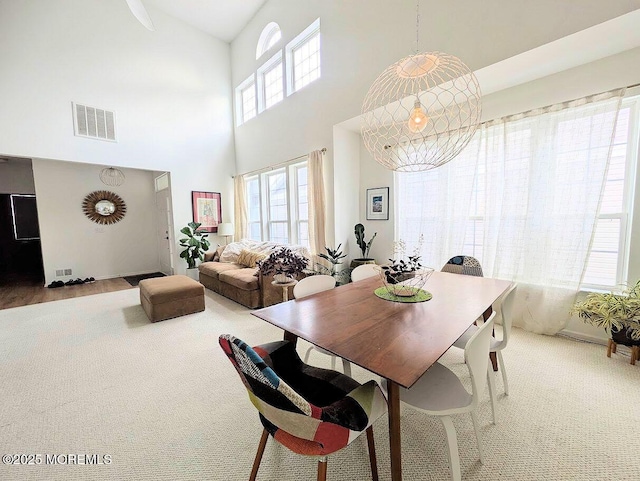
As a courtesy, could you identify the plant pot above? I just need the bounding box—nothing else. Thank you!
[186,268,199,281]
[350,258,376,269]
[273,273,293,284]
[611,327,640,347]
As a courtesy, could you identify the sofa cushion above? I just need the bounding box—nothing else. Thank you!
[204,245,226,262]
[199,261,243,279]
[237,249,267,268]
[219,268,260,291]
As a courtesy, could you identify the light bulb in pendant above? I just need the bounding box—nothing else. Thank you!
[408,100,428,133]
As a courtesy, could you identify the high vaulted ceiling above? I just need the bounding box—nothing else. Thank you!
[144,0,266,43]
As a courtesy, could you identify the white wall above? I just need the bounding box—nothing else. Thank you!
[0,161,35,194]
[32,159,160,282]
[230,0,640,255]
[0,0,236,274]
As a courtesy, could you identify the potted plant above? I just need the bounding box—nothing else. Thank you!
[179,221,211,279]
[317,244,347,275]
[257,247,309,284]
[571,280,640,357]
[350,223,377,268]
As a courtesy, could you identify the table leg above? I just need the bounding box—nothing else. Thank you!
[387,380,402,481]
[283,330,298,347]
[483,307,499,372]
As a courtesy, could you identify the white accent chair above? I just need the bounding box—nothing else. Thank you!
[350,264,380,282]
[388,312,496,481]
[294,276,352,376]
[451,283,517,423]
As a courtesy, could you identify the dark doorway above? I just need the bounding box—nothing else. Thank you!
[0,194,44,285]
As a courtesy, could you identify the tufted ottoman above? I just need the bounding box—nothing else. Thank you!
[139,275,205,322]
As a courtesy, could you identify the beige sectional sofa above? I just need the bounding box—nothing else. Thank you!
[198,240,309,308]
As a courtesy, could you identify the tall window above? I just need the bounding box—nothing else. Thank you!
[396,93,637,291]
[247,177,262,241]
[583,106,635,287]
[286,18,321,96]
[235,75,256,126]
[245,162,309,247]
[257,51,284,113]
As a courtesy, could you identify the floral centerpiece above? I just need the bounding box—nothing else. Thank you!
[257,247,309,284]
[571,280,640,342]
[379,236,434,297]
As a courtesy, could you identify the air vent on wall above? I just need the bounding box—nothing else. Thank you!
[72,102,116,142]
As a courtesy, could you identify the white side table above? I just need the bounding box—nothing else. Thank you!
[271,279,298,302]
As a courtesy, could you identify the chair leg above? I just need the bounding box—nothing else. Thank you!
[486,362,497,424]
[250,429,269,481]
[304,346,314,363]
[366,426,379,481]
[497,351,509,395]
[342,359,352,377]
[440,416,461,481]
[606,339,613,357]
[611,340,618,354]
[317,457,327,481]
[470,411,485,464]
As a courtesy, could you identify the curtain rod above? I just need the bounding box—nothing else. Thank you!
[233,148,326,178]
[482,82,640,127]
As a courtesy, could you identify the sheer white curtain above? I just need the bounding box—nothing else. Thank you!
[397,89,625,334]
[307,149,326,255]
[234,174,248,241]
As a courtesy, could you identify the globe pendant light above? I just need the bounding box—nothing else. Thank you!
[361,2,482,172]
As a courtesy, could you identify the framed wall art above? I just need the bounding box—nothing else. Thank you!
[192,191,222,232]
[366,187,389,220]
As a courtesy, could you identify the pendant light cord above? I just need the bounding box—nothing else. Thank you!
[415,0,420,54]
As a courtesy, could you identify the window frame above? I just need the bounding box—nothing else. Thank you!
[246,175,263,242]
[256,22,282,60]
[285,18,321,97]
[235,74,257,126]
[582,98,639,290]
[257,50,284,113]
[245,161,309,247]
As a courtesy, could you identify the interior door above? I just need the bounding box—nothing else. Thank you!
[154,174,174,276]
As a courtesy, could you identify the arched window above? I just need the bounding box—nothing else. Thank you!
[256,22,281,59]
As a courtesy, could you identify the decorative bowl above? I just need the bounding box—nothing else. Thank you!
[378,266,434,297]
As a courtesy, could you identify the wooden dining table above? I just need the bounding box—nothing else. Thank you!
[251,271,512,481]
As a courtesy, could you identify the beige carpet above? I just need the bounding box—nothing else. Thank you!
[0,288,638,481]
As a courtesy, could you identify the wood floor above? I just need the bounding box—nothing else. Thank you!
[0,275,134,310]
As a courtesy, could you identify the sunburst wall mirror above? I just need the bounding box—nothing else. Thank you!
[82,190,127,225]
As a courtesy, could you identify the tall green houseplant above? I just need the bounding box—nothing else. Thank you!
[179,222,211,269]
[354,223,376,260]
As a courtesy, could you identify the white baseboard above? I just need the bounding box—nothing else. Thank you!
[559,329,607,346]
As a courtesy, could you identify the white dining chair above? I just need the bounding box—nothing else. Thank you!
[350,264,380,282]
[387,312,496,481]
[293,274,336,298]
[451,283,517,424]
[294,276,352,376]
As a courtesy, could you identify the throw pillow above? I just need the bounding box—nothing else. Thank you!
[237,249,267,268]
[212,245,226,262]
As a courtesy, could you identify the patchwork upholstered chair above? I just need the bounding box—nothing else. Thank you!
[219,334,387,481]
[441,255,484,277]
